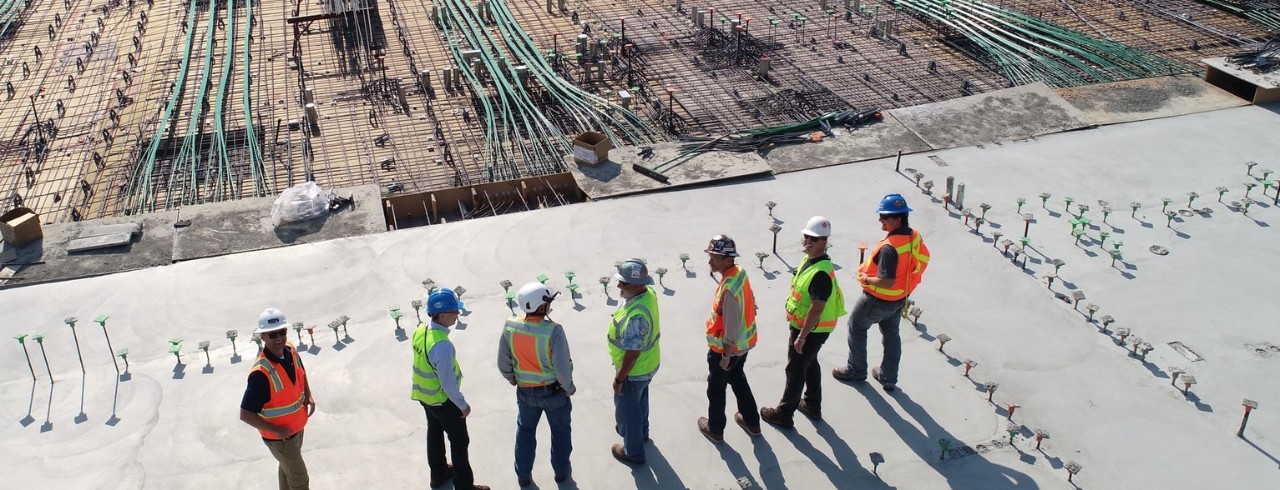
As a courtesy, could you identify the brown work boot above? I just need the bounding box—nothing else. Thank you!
[697,417,724,443]
[832,366,866,383]
[797,400,822,421]
[611,443,645,465]
[872,367,897,392]
[759,406,794,429]
[468,485,491,490]
[735,412,762,436]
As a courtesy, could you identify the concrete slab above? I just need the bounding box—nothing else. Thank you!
[0,210,178,288]
[76,223,143,239]
[890,82,1092,150]
[5,106,1280,490]
[765,113,933,173]
[567,143,773,199]
[171,184,386,262]
[67,233,134,253]
[1057,74,1248,126]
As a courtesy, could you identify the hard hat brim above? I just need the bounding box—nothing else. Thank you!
[253,324,289,335]
[613,272,654,285]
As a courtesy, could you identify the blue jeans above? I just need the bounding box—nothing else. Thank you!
[846,292,907,384]
[515,385,572,480]
[613,378,650,461]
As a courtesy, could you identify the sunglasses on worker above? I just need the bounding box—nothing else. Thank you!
[262,330,288,339]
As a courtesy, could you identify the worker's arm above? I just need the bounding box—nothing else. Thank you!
[614,350,640,395]
[240,409,291,439]
[859,244,898,288]
[550,326,575,395]
[296,351,316,416]
[429,340,471,415]
[496,332,517,386]
[719,293,743,369]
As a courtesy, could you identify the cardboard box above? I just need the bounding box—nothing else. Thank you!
[1,207,43,248]
[571,132,612,167]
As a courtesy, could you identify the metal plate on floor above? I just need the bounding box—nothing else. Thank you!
[1168,341,1204,362]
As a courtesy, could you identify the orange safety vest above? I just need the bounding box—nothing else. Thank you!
[706,266,758,353]
[249,345,308,439]
[504,316,559,387]
[859,229,930,301]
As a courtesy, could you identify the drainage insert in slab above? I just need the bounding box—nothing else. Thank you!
[1168,341,1204,362]
[1150,245,1169,255]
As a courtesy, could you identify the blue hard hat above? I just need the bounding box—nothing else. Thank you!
[426,288,464,315]
[878,193,912,214]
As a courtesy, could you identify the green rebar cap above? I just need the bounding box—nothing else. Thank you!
[94,314,109,325]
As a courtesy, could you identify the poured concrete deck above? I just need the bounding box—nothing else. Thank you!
[3,104,1280,489]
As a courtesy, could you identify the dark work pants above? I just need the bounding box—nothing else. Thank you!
[777,328,830,419]
[422,400,474,488]
[707,349,759,433]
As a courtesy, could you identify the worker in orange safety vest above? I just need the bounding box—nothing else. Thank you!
[697,234,762,443]
[239,307,316,490]
[833,193,930,392]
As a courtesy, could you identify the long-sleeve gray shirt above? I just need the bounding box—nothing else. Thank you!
[497,316,576,395]
[718,288,748,356]
[426,322,469,411]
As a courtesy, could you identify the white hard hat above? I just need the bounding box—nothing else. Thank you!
[803,216,832,237]
[255,308,288,334]
[517,282,559,314]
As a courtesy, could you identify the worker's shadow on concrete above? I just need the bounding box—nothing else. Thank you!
[1241,436,1280,469]
[866,387,1041,489]
[776,420,889,488]
[713,439,760,489]
[750,433,787,488]
[273,214,331,244]
[626,444,685,489]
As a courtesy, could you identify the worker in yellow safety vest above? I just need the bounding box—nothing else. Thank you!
[607,258,661,465]
[834,193,930,392]
[412,288,489,490]
[698,234,762,443]
[761,216,846,429]
[498,282,576,486]
[239,307,316,490]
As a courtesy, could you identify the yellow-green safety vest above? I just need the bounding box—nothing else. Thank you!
[785,257,846,333]
[411,325,462,405]
[608,287,661,377]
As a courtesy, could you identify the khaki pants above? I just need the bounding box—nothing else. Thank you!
[264,430,309,490]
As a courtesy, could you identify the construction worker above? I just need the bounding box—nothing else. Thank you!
[834,193,930,391]
[761,216,846,428]
[699,235,762,442]
[608,258,661,465]
[239,308,315,490]
[412,288,489,490]
[498,282,576,486]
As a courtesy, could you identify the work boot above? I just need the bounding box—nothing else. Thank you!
[735,412,761,436]
[468,485,491,490]
[759,407,794,429]
[797,400,822,421]
[872,367,897,392]
[429,464,453,488]
[697,417,724,443]
[832,366,866,383]
[611,443,645,465]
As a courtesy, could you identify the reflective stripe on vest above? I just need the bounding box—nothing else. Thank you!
[608,287,661,376]
[411,325,462,405]
[706,266,758,353]
[504,317,558,387]
[784,257,846,333]
[858,230,930,301]
[249,345,308,438]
